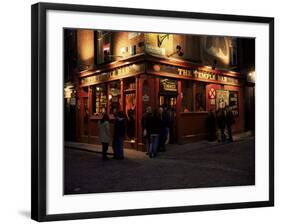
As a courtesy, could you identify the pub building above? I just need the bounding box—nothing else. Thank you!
[64,29,255,150]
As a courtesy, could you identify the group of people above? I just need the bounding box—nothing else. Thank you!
[141,106,173,158]
[98,105,234,160]
[98,111,126,160]
[98,105,174,160]
[206,106,235,143]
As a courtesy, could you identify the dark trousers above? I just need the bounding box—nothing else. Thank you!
[114,136,124,159]
[102,142,109,160]
[220,128,226,142]
[227,125,233,142]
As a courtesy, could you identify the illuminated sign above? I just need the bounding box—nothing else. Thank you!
[81,63,144,86]
[217,75,239,85]
[229,91,239,116]
[194,70,216,81]
[149,63,241,85]
[81,62,241,87]
[216,90,229,109]
[149,64,193,78]
[160,78,177,92]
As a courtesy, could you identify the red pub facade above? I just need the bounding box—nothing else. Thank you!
[64,30,249,150]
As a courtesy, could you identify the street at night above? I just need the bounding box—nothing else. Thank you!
[64,134,254,195]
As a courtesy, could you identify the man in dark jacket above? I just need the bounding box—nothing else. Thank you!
[148,109,161,158]
[141,106,153,154]
[158,106,170,152]
[225,106,235,142]
[113,111,126,159]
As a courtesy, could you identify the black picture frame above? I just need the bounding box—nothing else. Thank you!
[31,2,274,222]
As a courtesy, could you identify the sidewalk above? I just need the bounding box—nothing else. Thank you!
[65,131,254,155]
[64,132,255,194]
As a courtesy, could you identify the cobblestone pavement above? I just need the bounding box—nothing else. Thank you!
[64,136,255,195]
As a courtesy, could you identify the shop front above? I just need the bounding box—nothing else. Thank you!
[75,54,245,150]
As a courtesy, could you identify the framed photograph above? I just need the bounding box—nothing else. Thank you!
[31,2,274,222]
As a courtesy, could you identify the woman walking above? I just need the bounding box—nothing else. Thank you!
[98,113,111,160]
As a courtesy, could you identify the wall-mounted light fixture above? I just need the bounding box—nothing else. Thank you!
[168,45,184,57]
[247,70,256,83]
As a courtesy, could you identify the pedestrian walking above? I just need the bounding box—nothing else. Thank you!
[141,106,153,155]
[225,106,235,142]
[113,111,126,159]
[98,113,111,160]
[217,108,226,142]
[149,109,161,158]
[206,109,217,141]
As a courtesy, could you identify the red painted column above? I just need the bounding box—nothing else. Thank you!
[154,77,159,109]
[147,76,155,109]
[88,86,92,115]
[136,75,143,150]
[193,82,196,111]
[75,87,81,142]
[120,79,124,111]
[176,80,182,143]
[87,86,92,142]
[107,82,110,114]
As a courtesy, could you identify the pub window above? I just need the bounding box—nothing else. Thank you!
[92,84,108,114]
[195,82,206,111]
[109,81,121,114]
[124,78,136,117]
[181,80,193,112]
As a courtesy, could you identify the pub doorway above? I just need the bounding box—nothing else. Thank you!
[159,93,177,144]
[124,78,137,143]
[159,78,178,144]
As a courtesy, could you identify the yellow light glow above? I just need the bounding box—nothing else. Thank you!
[77,30,94,62]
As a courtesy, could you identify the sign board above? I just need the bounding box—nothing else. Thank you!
[229,91,239,116]
[145,45,165,55]
[208,88,216,99]
[216,90,229,109]
[81,63,144,86]
[160,78,177,92]
[142,94,150,102]
[148,63,241,86]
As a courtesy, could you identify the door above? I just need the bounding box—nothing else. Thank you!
[159,94,177,143]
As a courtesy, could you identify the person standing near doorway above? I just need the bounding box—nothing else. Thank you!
[113,111,126,159]
[149,109,161,158]
[127,105,136,142]
[158,106,170,151]
[98,113,111,160]
[225,106,235,142]
[141,106,153,155]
